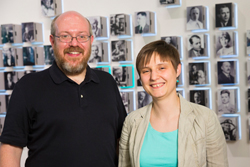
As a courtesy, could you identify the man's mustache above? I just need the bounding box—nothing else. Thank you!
[64,47,84,54]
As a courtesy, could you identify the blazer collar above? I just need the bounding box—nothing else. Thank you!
[178,94,196,167]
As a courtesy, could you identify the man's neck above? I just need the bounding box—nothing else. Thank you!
[66,69,87,85]
[222,71,230,77]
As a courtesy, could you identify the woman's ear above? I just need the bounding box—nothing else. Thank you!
[176,63,181,78]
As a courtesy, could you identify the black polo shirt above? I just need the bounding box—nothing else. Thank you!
[0,62,127,167]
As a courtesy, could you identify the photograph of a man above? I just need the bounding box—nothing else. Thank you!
[135,11,150,34]
[186,6,204,30]
[189,90,206,106]
[23,47,35,66]
[137,91,152,109]
[44,45,54,65]
[22,23,34,42]
[110,14,126,36]
[41,0,55,17]
[189,62,206,85]
[218,61,235,84]
[3,48,15,67]
[1,24,14,44]
[4,72,16,90]
[0,116,5,135]
[112,66,127,87]
[247,30,250,54]
[111,40,126,61]
[120,92,129,113]
[88,43,102,63]
[161,36,177,48]
[188,34,204,57]
[218,89,236,114]
[215,3,232,28]
[220,118,237,141]
[160,0,175,4]
[88,17,101,38]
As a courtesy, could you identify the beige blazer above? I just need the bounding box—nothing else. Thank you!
[119,95,228,167]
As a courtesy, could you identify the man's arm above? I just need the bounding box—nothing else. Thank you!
[0,143,23,167]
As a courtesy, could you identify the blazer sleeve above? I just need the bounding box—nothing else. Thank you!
[206,111,229,167]
[118,116,131,167]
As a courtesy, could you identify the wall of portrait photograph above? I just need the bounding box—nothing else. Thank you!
[0,0,250,166]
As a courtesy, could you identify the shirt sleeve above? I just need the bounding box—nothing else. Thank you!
[0,84,29,147]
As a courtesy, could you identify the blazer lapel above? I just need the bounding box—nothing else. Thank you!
[133,103,152,167]
[178,95,196,167]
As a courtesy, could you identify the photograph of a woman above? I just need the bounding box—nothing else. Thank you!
[118,40,228,167]
[216,31,234,56]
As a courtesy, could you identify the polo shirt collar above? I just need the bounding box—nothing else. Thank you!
[49,61,100,84]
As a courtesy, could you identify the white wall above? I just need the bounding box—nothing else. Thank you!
[0,0,250,166]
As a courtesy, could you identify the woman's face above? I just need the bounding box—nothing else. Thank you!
[140,53,181,100]
[220,36,229,47]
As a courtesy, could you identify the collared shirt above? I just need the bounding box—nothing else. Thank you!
[187,19,203,30]
[0,62,127,167]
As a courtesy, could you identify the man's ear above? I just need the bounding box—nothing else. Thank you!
[49,35,55,48]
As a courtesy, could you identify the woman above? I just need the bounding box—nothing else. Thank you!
[216,32,234,56]
[119,40,228,167]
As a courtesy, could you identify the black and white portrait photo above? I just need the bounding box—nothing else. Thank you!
[189,62,206,85]
[41,0,55,17]
[215,3,232,28]
[110,14,126,36]
[217,61,236,84]
[220,117,237,141]
[4,72,17,90]
[111,40,126,62]
[22,23,34,42]
[24,70,36,76]
[89,43,102,63]
[135,11,150,34]
[189,90,206,106]
[44,45,54,65]
[1,24,14,44]
[248,89,250,113]
[161,36,178,48]
[217,89,237,114]
[5,94,11,112]
[137,73,142,87]
[186,6,204,30]
[88,17,101,38]
[120,92,129,114]
[247,30,250,54]
[187,34,205,57]
[23,47,35,66]
[137,91,152,109]
[112,66,127,87]
[2,48,15,67]
[247,60,250,84]
[160,0,175,5]
[0,116,6,135]
[216,31,234,56]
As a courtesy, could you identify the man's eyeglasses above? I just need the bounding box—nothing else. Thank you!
[54,34,91,43]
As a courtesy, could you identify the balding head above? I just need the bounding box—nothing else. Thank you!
[51,11,92,36]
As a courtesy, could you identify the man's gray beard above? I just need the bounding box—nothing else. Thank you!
[53,44,91,75]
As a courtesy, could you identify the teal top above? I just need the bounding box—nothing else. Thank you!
[140,123,178,167]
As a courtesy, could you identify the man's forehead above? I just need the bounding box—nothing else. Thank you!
[55,12,89,31]
[220,7,229,12]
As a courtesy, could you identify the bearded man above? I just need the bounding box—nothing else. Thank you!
[0,11,126,167]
